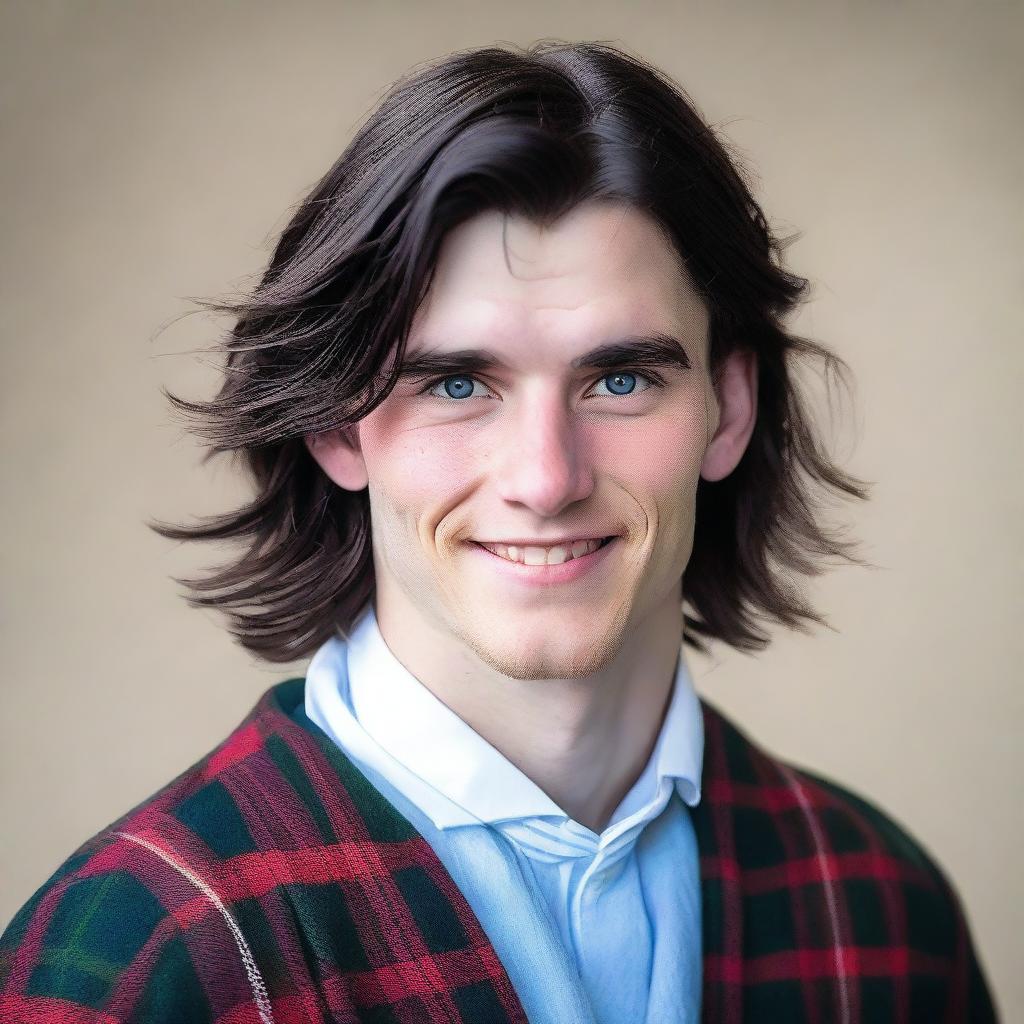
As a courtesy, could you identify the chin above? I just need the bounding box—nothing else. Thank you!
[462,624,623,682]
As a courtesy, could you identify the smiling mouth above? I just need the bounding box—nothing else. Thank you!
[472,536,616,566]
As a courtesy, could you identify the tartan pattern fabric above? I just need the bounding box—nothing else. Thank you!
[0,678,999,1022]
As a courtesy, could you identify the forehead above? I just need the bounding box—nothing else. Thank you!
[407,201,709,361]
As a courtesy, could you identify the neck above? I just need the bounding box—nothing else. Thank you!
[375,599,684,835]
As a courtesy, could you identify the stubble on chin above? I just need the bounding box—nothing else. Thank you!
[452,600,631,682]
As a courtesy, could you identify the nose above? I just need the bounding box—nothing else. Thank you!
[493,394,596,517]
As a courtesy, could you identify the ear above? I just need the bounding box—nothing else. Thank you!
[304,424,369,491]
[700,348,758,483]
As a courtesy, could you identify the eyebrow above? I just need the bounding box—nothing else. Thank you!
[394,333,694,381]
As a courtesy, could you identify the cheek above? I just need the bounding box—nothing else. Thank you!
[384,436,477,502]
[602,404,708,493]
[599,407,707,573]
[359,414,478,534]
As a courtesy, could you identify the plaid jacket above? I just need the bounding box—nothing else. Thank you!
[0,678,999,1023]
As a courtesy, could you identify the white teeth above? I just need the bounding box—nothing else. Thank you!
[481,538,606,565]
[523,546,549,565]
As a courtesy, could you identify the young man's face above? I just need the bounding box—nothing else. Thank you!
[307,200,755,680]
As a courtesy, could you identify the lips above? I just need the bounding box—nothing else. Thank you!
[472,535,618,547]
[467,533,618,584]
[475,536,613,566]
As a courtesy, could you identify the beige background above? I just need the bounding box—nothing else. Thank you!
[1,1,1020,1016]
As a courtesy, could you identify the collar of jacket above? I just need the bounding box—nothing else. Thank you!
[230,675,823,1019]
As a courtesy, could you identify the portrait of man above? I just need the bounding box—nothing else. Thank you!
[0,30,1007,1024]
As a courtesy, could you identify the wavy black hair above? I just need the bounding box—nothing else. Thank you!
[151,39,873,663]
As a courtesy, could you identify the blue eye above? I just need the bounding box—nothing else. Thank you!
[419,369,664,402]
[595,372,643,396]
[428,375,484,400]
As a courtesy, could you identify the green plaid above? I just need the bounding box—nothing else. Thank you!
[0,679,999,1021]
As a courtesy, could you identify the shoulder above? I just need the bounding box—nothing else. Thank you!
[0,832,222,1019]
[0,777,218,1017]
[789,763,951,878]
[790,765,999,1019]
[0,683,303,1019]
[699,699,1000,1019]
[702,698,970,891]
[784,763,966,936]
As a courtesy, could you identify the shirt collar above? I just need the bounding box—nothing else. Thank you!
[306,602,703,833]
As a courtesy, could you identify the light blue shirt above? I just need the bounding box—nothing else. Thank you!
[304,603,704,1023]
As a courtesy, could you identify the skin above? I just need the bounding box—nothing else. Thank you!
[305,200,757,834]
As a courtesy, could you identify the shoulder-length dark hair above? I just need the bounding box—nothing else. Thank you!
[152,39,872,663]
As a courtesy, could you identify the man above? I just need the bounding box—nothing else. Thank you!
[0,40,998,1023]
